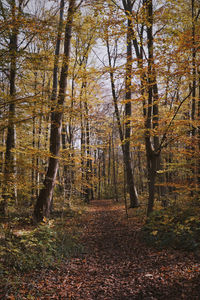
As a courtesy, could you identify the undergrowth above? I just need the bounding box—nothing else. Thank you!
[0,216,84,277]
[142,205,200,251]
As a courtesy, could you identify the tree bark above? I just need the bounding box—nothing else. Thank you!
[191,0,196,195]
[112,127,118,202]
[34,0,76,222]
[84,98,91,203]
[107,134,111,186]
[122,0,139,207]
[144,0,161,216]
[98,148,101,200]
[198,69,200,187]
[80,87,86,199]
[31,73,37,203]
[2,0,18,215]
[106,16,139,207]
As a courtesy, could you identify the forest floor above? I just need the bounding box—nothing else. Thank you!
[2,199,200,299]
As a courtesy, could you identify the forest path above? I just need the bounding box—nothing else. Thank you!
[69,199,200,299]
[10,199,200,299]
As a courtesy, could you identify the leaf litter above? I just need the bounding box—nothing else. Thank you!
[2,199,200,299]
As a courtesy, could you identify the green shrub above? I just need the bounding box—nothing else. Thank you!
[142,206,200,251]
[0,220,83,274]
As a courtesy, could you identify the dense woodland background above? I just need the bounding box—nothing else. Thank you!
[1,0,200,297]
[0,0,200,252]
[0,0,200,218]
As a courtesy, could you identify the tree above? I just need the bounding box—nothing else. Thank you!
[0,0,35,215]
[34,0,77,222]
[103,1,139,207]
[122,0,139,208]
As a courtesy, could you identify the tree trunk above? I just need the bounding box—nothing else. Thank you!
[122,0,139,207]
[34,0,75,222]
[107,134,111,186]
[198,69,200,188]
[191,0,196,195]
[62,120,71,205]
[89,155,94,200]
[84,99,91,203]
[31,73,37,203]
[106,16,139,207]
[80,93,86,199]
[2,0,18,215]
[145,0,158,216]
[98,149,101,200]
[112,128,118,202]
[146,151,157,216]
[94,149,97,198]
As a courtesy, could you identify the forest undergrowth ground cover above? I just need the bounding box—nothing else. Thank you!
[1,199,200,299]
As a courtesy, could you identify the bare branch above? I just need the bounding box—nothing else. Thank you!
[158,89,193,152]
[0,93,41,109]
[75,0,84,10]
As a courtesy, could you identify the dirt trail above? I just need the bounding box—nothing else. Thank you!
[70,199,200,299]
[7,199,200,299]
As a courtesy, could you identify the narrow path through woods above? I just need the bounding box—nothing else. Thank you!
[11,200,200,299]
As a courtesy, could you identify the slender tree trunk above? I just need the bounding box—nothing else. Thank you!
[112,128,118,202]
[80,95,85,199]
[36,105,42,196]
[84,99,91,203]
[106,21,139,207]
[191,0,196,194]
[2,0,18,215]
[0,76,6,176]
[123,164,128,218]
[61,120,71,205]
[198,69,200,187]
[89,155,94,200]
[102,150,106,194]
[31,80,37,203]
[152,67,166,200]
[62,78,75,203]
[34,0,75,222]
[122,0,139,207]
[98,149,101,200]
[94,149,97,198]
[127,0,161,214]
[68,78,76,198]
[137,146,144,192]
[108,134,111,186]
[145,0,158,216]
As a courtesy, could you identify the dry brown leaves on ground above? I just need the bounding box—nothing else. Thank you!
[2,199,200,299]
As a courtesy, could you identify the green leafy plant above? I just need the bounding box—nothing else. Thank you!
[0,220,83,274]
[142,206,200,251]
